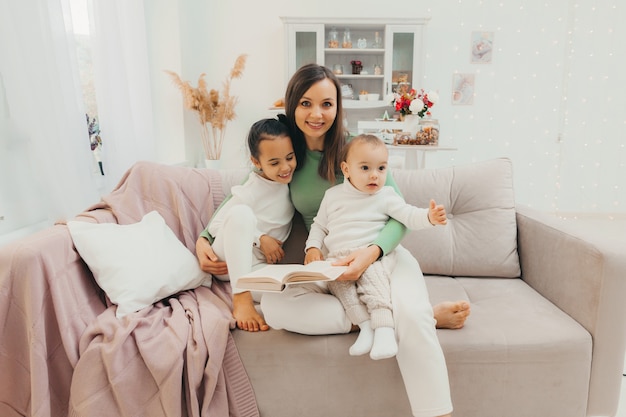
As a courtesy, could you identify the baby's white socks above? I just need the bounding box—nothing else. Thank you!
[370,326,398,360]
[349,320,374,356]
[349,320,398,360]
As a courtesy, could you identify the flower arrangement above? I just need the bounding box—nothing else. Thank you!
[165,54,247,160]
[392,88,439,118]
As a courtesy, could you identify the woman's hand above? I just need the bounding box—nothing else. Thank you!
[259,235,285,264]
[195,237,228,275]
[332,245,381,281]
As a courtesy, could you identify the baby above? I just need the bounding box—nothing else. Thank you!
[305,134,447,359]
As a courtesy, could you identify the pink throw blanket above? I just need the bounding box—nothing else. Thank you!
[0,161,259,417]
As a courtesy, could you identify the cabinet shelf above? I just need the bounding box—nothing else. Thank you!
[343,100,392,109]
[281,17,429,118]
[337,74,384,80]
[324,48,385,55]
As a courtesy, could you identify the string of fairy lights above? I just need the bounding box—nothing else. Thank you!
[424,1,624,215]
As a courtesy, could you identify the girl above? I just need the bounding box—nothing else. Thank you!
[197,117,296,332]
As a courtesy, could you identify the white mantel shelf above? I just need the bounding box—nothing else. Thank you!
[386,145,458,170]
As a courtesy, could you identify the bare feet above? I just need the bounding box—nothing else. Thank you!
[233,292,270,332]
[433,301,470,329]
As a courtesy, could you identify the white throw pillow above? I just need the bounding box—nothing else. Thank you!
[67,211,210,318]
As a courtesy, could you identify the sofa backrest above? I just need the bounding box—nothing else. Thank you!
[219,158,521,278]
[393,158,520,278]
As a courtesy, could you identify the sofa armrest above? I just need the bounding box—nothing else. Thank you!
[516,205,626,416]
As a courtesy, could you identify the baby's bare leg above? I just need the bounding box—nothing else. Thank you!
[433,301,470,329]
[233,291,269,332]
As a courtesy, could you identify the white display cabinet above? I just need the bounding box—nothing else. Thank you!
[281,17,430,110]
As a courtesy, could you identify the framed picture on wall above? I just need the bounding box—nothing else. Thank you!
[470,31,494,64]
[452,73,475,105]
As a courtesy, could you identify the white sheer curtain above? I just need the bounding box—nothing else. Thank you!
[0,0,100,238]
[89,0,156,191]
[0,0,158,241]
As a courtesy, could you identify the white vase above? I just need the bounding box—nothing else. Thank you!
[204,159,222,170]
[403,114,421,136]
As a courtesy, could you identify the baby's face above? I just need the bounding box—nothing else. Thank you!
[341,142,388,194]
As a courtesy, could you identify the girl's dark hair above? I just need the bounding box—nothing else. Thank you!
[283,64,347,183]
[247,117,291,160]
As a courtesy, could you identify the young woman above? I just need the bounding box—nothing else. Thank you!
[196,117,296,332]
[257,64,459,417]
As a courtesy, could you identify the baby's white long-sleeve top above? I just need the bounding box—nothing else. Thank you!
[306,179,433,254]
[208,171,294,247]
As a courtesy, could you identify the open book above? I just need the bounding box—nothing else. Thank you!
[236,260,348,292]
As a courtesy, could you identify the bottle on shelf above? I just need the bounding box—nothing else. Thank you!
[342,28,352,49]
[372,31,382,48]
[328,27,339,48]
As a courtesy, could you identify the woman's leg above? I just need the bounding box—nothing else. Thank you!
[392,246,453,417]
[261,283,353,335]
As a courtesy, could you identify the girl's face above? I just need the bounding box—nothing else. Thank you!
[251,135,296,184]
[340,141,388,194]
[294,78,338,145]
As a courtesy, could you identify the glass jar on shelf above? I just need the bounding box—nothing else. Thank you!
[372,31,382,48]
[328,27,339,48]
[415,117,440,146]
[342,28,352,48]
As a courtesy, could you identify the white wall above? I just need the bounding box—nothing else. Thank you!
[150,0,625,213]
[1,0,624,243]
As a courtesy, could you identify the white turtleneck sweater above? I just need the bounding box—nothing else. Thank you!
[306,179,433,254]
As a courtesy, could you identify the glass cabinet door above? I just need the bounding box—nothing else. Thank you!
[384,25,425,96]
[284,24,324,82]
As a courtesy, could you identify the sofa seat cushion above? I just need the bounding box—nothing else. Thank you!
[394,158,521,278]
[427,276,592,417]
[234,276,592,417]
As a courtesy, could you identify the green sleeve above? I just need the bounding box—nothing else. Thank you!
[199,228,212,242]
[372,171,407,255]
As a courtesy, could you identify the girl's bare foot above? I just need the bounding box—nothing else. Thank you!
[433,301,470,329]
[233,292,270,332]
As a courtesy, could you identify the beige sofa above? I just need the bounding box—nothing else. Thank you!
[1,158,624,417]
[231,157,626,417]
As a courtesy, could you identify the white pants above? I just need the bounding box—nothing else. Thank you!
[210,204,267,296]
[261,246,452,417]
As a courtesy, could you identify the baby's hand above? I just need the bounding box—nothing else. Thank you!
[428,199,447,225]
[304,247,324,264]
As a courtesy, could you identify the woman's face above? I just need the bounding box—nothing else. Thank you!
[294,78,338,145]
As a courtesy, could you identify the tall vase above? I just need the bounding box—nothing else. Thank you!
[403,114,421,136]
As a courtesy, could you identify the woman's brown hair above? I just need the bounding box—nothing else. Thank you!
[283,64,347,183]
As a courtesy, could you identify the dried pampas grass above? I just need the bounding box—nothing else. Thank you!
[166,54,247,160]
